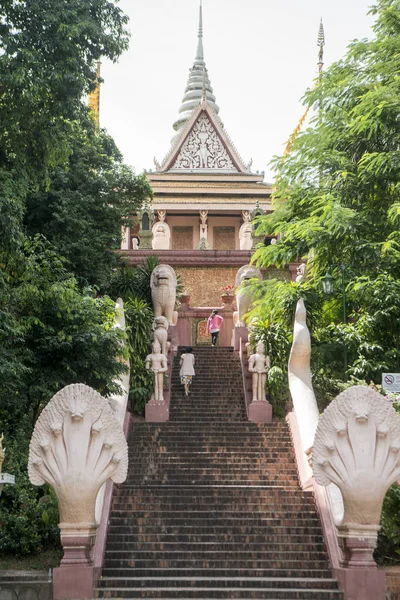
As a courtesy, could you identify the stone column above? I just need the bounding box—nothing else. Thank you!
[199,210,208,245]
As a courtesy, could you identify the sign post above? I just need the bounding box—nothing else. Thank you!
[382,373,400,393]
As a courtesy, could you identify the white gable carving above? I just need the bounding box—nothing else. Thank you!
[172,114,238,171]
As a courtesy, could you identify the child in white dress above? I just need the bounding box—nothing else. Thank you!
[179,347,195,396]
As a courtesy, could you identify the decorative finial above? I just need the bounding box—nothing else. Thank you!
[317,18,325,74]
[201,66,207,103]
[196,0,204,61]
[172,1,220,135]
[88,62,101,127]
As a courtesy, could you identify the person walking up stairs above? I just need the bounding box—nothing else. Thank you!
[95,346,343,599]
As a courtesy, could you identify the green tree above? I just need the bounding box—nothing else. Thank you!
[24,117,151,288]
[0,0,129,252]
[0,237,127,431]
[251,0,400,386]
[249,0,400,564]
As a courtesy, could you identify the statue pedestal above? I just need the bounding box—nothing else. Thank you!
[248,400,273,423]
[145,401,169,422]
[53,524,97,599]
[53,566,96,600]
[335,567,386,600]
[233,326,248,352]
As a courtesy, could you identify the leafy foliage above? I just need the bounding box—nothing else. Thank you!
[0,0,130,251]
[24,119,151,288]
[1,236,127,430]
[251,0,400,387]
[0,427,60,557]
[0,0,146,561]
[249,0,400,562]
[107,256,160,305]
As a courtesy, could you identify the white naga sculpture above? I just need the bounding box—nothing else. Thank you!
[288,262,319,455]
[239,222,253,251]
[153,315,170,356]
[313,386,400,540]
[151,264,178,325]
[28,384,128,545]
[233,265,262,327]
[145,340,168,403]
[248,340,270,401]
[288,298,320,454]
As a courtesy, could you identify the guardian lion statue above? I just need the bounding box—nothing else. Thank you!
[233,265,262,327]
[150,264,178,326]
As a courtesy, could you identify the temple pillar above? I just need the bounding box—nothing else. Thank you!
[197,209,208,248]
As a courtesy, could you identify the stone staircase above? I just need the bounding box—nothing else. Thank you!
[95,346,343,599]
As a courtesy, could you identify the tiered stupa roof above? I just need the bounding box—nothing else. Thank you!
[172,1,219,136]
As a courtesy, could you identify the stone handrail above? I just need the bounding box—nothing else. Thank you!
[46,299,131,600]
[288,292,388,598]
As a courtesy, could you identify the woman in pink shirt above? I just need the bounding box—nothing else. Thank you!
[207,310,224,347]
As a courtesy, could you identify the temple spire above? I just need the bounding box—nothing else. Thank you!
[172,1,219,137]
[317,18,325,74]
[196,1,204,61]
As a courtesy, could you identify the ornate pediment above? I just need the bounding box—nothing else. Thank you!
[171,113,237,171]
[159,102,249,174]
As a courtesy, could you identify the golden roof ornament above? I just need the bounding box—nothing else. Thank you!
[88,62,101,126]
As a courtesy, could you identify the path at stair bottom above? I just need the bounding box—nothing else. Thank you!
[96,346,343,599]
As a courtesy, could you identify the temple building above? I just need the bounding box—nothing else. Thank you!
[119,3,294,344]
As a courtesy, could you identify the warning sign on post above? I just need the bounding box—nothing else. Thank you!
[382,373,400,392]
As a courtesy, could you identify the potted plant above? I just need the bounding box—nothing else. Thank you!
[221,285,235,305]
[178,290,191,307]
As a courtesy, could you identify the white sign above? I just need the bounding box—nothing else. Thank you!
[382,373,400,393]
[0,473,15,484]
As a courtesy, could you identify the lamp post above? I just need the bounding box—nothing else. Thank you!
[321,264,348,377]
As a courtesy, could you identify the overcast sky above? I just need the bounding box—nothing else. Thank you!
[100,0,375,182]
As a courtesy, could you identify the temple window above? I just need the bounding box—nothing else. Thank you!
[141,213,150,231]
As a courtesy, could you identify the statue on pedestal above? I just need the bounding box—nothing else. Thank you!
[145,340,168,402]
[248,341,270,402]
[239,222,253,250]
[151,264,178,325]
[152,221,171,250]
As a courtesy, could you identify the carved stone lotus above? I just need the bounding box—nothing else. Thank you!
[313,386,400,534]
[28,383,128,527]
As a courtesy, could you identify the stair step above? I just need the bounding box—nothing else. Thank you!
[96,346,342,600]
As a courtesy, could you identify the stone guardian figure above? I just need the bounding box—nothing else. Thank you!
[248,341,269,402]
[150,264,178,325]
[145,340,168,402]
[153,316,170,357]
